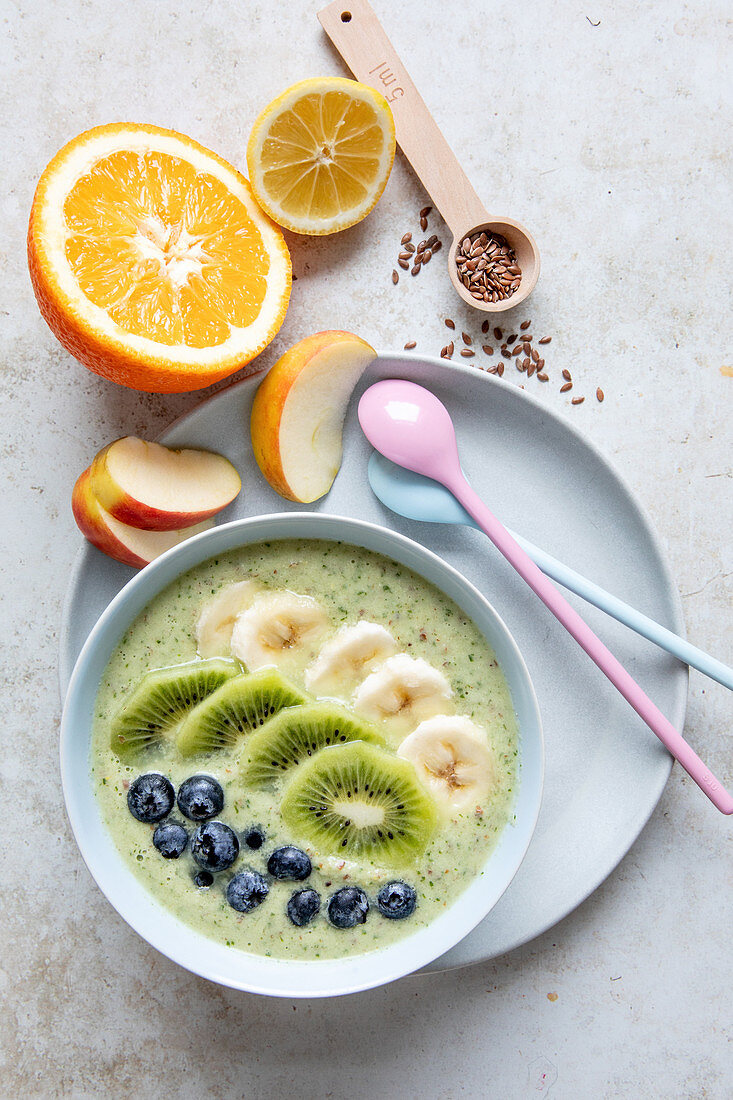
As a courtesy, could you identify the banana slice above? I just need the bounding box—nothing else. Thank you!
[230,590,330,671]
[196,579,260,657]
[397,716,495,811]
[353,653,453,730]
[305,621,398,694]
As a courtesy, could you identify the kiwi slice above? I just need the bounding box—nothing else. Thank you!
[281,741,437,866]
[243,702,385,786]
[110,658,240,758]
[176,667,308,756]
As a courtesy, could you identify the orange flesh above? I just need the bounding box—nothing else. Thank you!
[259,92,386,219]
[63,150,270,347]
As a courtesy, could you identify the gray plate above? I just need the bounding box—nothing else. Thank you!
[59,353,687,972]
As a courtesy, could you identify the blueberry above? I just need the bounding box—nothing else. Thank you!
[327,887,369,929]
[191,821,239,872]
[152,822,188,859]
[287,889,321,927]
[376,881,417,920]
[227,870,269,913]
[127,773,174,823]
[177,775,224,821]
[194,871,214,888]
[267,845,312,881]
[243,827,266,850]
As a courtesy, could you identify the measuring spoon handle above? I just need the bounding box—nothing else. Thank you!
[318,0,489,235]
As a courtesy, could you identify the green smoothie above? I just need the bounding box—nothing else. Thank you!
[91,539,518,960]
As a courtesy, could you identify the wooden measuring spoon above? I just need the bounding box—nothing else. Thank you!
[318,0,540,312]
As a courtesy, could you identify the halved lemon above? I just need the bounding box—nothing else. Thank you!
[28,123,291,392]
[246,77,396,235]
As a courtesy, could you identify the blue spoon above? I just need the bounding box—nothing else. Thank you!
[367,451,733,691]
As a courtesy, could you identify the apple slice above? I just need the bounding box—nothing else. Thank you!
[89,437,241,531]
[250,330,377,503]
[72,468,213,568]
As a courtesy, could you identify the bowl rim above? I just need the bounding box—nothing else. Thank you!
[60,512,544,998]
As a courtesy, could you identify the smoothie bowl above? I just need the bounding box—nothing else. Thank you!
[61,514,543,997]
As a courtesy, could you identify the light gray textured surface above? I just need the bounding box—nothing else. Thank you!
[1,0,731,1097]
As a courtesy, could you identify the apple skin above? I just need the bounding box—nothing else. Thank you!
[89,437,241,531]
[250,330,377,502]
[72,467,212,568]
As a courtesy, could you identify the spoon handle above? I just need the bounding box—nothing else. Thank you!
[450,473,733,815]
[506,529,733,691]
[318,0,489,235]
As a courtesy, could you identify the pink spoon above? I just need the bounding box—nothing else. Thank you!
[358,379,733,815]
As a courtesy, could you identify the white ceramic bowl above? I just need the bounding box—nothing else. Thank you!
[61,514,544,998]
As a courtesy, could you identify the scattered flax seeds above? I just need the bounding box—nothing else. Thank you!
[392,206,442,283]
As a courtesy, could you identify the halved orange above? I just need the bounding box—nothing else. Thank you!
[246,78,395,235]
[28,123,291,392]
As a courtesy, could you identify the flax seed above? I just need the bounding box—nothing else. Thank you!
[571,396,585,405]
[447,341,454,356]
[462,332,472,345]
[398,259,409,270]
[531,348,540,363]
[482,345,493,355]
[445,318,455,329]
[401,232,412,245]
[496,363,504,376]
[562,369,572,381]
[422,249,432,263]
[460,348,475,358]
[520,320,531,330]
[596,388,605,402]
[392,270,399,284]
[404,242,415,254]
[512,345,523,356]
[536,358,544,369]
[420,216,428,231]
[522,357,531,371]
[523,341,531,354]
[507,334,517,345]
[431,240,442,253]
[494,327,503,340]
[411,264,420,276]
[403,341,416,349]
[539,336,552,345]
[537,372,549,382]
[482,320,490,334]
[426,234,438,248]
[420,205,432,218]
[560,382,573,393]
[398,251,411,261]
